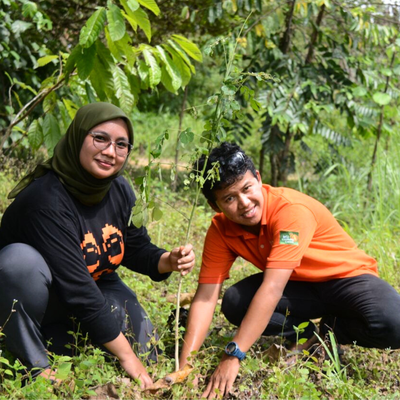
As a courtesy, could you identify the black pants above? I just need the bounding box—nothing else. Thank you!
[0,243,157,373]
[221,272,400,348]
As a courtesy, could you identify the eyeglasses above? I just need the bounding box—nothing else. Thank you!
[88,132,133,157]
[219,152,246,170]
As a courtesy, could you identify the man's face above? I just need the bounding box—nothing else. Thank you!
[211,170,264,227]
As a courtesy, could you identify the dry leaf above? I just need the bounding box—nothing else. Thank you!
[262,343,287,362]
[145,364,194,393]
[166,292,195,307]
[88,382,119,399]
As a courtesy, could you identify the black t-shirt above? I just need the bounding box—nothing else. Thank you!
[0,171,168,343]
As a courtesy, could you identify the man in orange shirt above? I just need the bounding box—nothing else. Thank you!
[180,142,400,399]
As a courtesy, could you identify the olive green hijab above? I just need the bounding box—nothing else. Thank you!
[8,102,134,206]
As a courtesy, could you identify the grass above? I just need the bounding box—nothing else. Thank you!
[1,120,400,398]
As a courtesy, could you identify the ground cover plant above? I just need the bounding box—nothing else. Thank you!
[1,119,400,399]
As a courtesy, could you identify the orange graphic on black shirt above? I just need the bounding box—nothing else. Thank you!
[102,223,124,265]
[81,232,101,273]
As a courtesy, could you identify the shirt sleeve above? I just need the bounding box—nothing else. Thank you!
[22,208,121,344]
[122,223,169,282]
[199,222,237,284]
[266,204,317,269]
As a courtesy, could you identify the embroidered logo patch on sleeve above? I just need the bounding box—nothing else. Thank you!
[279,231,299,245]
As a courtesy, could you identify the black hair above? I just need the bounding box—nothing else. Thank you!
[192,142,257,204]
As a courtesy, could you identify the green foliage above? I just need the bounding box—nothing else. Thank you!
[1,0,203,157]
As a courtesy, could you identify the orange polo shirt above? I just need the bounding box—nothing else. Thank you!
[199,185,378,284]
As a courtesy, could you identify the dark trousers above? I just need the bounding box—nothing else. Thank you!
[221,272,400,348]
[0,243,157,373]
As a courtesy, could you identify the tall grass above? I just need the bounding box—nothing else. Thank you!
[296,134,400,287]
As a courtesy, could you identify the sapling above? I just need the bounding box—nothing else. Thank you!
[128,22,275,390]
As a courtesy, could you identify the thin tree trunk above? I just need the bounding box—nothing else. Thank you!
[279,0,296,53]
[305,4,325,64]
[367,51,395,192]
[259,147,265,177]
[270,153,279,187]
[278,127,294,185]
[172,86,188,192]
[274,2,326,185]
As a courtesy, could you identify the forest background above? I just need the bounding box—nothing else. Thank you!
[1,0,400,398]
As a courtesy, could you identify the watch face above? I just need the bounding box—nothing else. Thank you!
[226,342,237,354]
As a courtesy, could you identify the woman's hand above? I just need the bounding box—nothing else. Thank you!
[103,332,153,389]
[158,244,195,276]
[118,357,153,390]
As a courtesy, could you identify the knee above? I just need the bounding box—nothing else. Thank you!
[221,286,244,326]
[376,312,400,349]
[0,243,52,290]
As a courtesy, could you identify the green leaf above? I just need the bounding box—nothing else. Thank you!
[43,113,61,156]
[115,33,136,68]
[171,34,203,62]
[11,78,38,95]
[64,45,82,81]
[86,82,97,103]
[160,65,175,93]
[76,43,97,80]
[56,362,72,380]
[131,7,151,42]
[36,55,58,67]
[105,26,123,61]
[22,1,37,17]
[142,48,161,88]
[111,65,135,113]
[137,59,150,88]
[372,92,391,106]
[164,44,192,86]
[11,20,33,35]
[127,73,141,106]
[297,321,310,330]
[380,68,392,77]
[152,205,163,221]
[120,0,138,30]
[27,119,43,151]
[156,45,182,91]
[180,128,194,144]
[137,0,160,16]
[393,65,400,75]
[352,86,367,97]
[43,91,57,113]
[62,99,79,119]
[131,212,144,228]
[107,2,126,42]
[126,0,140,11]
[167,39,195,73]
[79,7,106,48]
[122,11,137,31]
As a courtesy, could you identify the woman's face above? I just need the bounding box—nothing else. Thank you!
[79,118,130,179]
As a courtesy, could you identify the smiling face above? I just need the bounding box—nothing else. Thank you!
[210,170,264,229]
[79,118,129,179]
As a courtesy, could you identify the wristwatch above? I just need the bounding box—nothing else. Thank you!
[224,341,246,361]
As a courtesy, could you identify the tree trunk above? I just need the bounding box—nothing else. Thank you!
[305,4,325,64]
[259,147,265,177]
[278,127,294,185]
[279,0,296,53]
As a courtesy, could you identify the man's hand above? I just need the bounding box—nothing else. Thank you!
[165,244,195,276]
[202,355,240,399]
